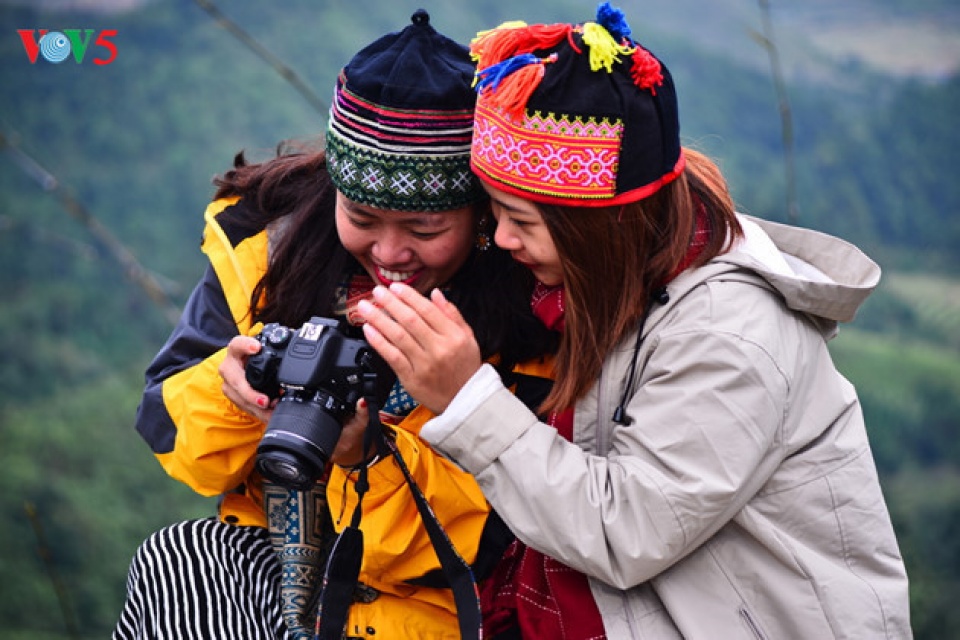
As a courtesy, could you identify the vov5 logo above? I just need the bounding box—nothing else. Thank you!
[17,29,118,65]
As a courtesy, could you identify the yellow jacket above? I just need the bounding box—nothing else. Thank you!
[135,196,553,638]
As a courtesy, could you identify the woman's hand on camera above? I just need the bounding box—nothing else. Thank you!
[330,399,376,468]
[357,283,482,414]
[219,335,275,423]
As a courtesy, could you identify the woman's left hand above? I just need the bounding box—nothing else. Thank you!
[357,283,483,414]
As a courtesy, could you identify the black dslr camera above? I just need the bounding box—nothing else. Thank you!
[245,317,391,490]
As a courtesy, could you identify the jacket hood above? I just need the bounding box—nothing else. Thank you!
[687,214,881,331]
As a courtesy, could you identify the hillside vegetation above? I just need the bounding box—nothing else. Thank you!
[1,0,958,637]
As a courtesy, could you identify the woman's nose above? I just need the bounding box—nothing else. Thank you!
[493,221,520,250]
[371,228,413,264]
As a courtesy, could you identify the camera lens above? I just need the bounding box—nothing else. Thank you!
[257,452,314,490]
[255,392,345,490]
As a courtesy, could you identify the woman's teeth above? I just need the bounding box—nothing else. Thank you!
[379,267,415,282]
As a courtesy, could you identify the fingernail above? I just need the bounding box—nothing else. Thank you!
[256,396,267,408]
[371,285,387,299]
[357,299,374,313]
[358,398,367,409]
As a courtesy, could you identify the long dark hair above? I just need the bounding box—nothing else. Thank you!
[537,148,742,413]
[212,140,556,370]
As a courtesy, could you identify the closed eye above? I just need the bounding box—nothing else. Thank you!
[410,229,443,239]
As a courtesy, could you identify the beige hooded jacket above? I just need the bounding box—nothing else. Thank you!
[423,215,912,639]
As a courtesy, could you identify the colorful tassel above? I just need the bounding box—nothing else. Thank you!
[472,23,572,70]
[581,21,634,73]
[630,46,663,94]
[472,4,662,106]
[477,53,557,121]
[475,53,541,94]
[471,21,528,67]
[596,1,632,43]
[514,23,574,55]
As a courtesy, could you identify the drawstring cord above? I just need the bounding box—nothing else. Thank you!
[612,286,669,425]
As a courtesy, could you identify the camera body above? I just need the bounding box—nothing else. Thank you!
[245,316,389,490]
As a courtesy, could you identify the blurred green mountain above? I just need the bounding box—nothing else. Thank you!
[1,0,958,637]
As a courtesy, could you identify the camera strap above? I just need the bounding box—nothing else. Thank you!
[315,395,482,640]
[384,434,483,639]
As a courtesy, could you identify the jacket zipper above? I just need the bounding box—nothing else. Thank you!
[739,606,767,640]
[595,366,610,454]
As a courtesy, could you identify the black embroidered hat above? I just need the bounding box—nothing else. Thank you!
[325,9,487,212]
[470,2,684,206]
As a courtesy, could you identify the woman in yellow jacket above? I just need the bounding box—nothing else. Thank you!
[113,11,556,640]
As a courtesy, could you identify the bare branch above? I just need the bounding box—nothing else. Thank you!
[193,0,328,117]
[24,502,81,640]
[1,130,184,326]
[755,0,799,224]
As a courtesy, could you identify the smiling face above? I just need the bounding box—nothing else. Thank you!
[335,193,477,294]
[485,184,563,287]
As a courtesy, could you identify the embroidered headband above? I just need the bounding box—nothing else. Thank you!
[325,9,487,212]
[469,2,685,207]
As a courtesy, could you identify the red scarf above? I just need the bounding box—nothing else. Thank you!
[480,292,605,640]
[480,411,607,640]
[530,280,566,332]
[481,206,711,639]
[341,273,377,326]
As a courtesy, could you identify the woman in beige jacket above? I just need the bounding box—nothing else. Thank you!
[356,4,912,638]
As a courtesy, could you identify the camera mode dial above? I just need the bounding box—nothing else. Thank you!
[262,324,292,348]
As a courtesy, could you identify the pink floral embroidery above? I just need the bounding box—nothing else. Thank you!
[472,101,624,201]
